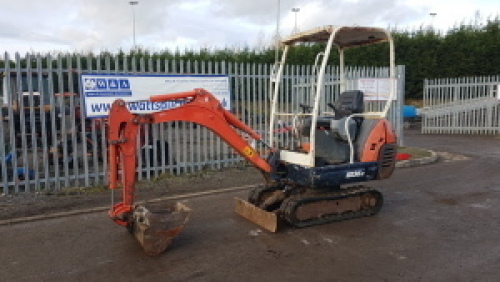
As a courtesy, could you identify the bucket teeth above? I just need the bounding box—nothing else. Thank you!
[132,202,191,255]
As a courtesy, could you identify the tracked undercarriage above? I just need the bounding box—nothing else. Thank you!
[247,184,383,229]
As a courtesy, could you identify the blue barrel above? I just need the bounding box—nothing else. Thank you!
[402,105,417,118]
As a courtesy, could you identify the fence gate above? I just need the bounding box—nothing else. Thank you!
[0,52,405,194]
[422,76,500,134]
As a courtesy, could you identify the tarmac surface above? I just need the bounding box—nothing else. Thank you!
[1,129,499,281]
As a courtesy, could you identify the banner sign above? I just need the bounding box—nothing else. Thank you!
[358,78,395,101]
[81,74,231,118]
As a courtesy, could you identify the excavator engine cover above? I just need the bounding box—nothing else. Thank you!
[132,202,191,255]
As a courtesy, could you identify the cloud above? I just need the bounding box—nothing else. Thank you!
[211,0,295,24]
[59,0,176,51]
[290,0,424,31]
[0,0,497,54]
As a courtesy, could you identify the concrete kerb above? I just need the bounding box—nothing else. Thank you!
[0,185,257,227]
[1,151,438,226]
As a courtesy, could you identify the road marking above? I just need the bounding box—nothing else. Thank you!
[249,229,262,236]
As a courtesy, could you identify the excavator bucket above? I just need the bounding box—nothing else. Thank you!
[132,202,191,256]
[234,197,280,232]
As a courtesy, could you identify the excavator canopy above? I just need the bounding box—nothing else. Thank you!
[281,25,391,49]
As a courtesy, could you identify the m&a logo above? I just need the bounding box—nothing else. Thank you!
[84,78,131,91]
[84,78,97,90]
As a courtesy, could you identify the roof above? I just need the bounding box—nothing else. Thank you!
[281,26,391,49]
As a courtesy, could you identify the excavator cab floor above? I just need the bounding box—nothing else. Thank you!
[132,202,191,255]
[234,197,280,232]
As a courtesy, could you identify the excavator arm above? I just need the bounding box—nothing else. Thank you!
[108,88,272,226]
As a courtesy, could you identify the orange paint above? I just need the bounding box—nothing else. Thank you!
[360,119,397,162]
[107,89,272,226]
[301,142,311,152]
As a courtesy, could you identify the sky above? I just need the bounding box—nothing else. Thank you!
[0,0,498,54]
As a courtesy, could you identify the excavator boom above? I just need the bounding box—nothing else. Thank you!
[108,88,275,254]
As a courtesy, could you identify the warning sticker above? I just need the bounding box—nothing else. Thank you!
[243,146,256,157]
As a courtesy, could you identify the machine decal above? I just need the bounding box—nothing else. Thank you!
[243,146,256,157]
[346,170,365,178]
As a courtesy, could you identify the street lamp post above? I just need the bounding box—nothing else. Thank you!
[292,8,300,34]
[129,1,139,50]
[429,12,437,29]
[275,0,281,63]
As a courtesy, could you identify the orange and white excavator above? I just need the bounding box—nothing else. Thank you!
[107,26,398,255]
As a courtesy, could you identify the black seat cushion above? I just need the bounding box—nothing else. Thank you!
[334,90,364,118]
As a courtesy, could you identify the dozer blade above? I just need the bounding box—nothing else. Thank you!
[234,197,279,232]
[132,202,191,255]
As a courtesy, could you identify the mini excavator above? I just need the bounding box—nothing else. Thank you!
[107,26,398,255]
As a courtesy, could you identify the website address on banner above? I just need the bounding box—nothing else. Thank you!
[89,101,187,113]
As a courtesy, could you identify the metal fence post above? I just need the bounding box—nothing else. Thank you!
[0,53,407,194]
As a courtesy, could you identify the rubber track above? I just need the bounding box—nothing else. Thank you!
[280,185,383,228]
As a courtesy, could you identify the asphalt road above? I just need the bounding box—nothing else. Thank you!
[1,130,499,281]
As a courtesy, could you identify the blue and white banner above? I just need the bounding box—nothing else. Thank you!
[81,74,231,118]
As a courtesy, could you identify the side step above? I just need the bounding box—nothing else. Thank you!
[234,197,279,232]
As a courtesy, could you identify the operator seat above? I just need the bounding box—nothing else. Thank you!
[302,90,364,165]
[329,90,364,141]
[331,90,364,118]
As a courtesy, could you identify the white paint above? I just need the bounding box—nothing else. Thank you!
[249,229,262,236]
[300,239,311,245]
[389,251,407,260]
[469,199,492,209]
[322,237,333,244]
